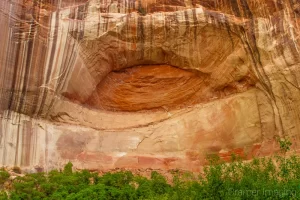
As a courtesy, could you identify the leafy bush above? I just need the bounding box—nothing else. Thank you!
[1,153,300,199]
[0,170,9,185]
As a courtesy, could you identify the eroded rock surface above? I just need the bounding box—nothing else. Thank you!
[0,0,299,172]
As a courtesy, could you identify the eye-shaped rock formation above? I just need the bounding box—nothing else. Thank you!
[0,0,299,172]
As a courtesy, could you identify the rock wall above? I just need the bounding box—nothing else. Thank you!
[0,0,299,172]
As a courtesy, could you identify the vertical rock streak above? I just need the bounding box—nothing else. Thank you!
[0,0,299,171]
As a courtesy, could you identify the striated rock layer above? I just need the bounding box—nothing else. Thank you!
[0,0,299,172]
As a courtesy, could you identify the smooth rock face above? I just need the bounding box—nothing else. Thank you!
[0,0,299,172]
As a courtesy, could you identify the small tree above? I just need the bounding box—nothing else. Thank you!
[275,136,293,181]
[275,136,292,154]
[63,162,73,175]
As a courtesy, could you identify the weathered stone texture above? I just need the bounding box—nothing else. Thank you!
[0,0,299,171]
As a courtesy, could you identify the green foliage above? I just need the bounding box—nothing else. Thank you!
[0,170,9,185]
[63,162,73,175]
[1,153,300,199]
[275,136,292,154]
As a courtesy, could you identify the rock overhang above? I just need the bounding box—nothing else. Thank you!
[0,0,299,171]
[61,6,256,113]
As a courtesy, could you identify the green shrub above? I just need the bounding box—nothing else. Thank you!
[0,153,300,199]
[0,170,9,185]
[63,162,73,175]
[0,191,8,200]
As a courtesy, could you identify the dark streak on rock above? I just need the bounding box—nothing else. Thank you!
[8,5,25,115]
[223,16,235,50]
[14,116,21,166]
[230,0,241,17]
[240,0,253,18]
[184,10,190,36]
[137,16,145,60]
[18,0,37,114]
[38,9,60,116]
[192,9,198,41]
[21,121,33,166]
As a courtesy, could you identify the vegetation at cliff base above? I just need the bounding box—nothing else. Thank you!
[0,138,298,199]
[0,153,300,199]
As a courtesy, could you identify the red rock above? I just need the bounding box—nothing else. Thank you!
[0,0,299,172]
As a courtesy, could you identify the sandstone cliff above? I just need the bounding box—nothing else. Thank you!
[0,0,299,172]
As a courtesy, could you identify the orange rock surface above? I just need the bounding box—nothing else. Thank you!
[85,64,255,111]
[0,0,299,172]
